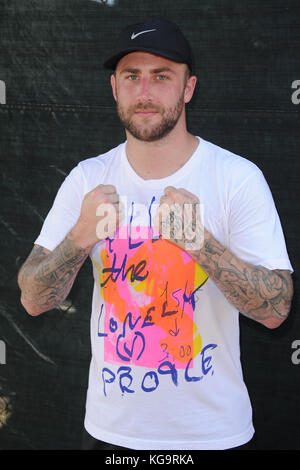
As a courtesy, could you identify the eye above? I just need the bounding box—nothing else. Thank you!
[127,74,139,81]
[156,74,167,81]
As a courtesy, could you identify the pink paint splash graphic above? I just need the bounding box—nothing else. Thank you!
[98,226,208,369]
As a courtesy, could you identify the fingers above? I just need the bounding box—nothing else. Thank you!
[92,185,199,208]
[155,187,203,251]
[98,184,118,194]
[91,184,118,199]
[108,193,120,205]
[88,184,121,209]
[161,186,199,205]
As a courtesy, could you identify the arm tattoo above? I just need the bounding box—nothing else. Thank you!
[19,235,89,313]
[191,232,293,327]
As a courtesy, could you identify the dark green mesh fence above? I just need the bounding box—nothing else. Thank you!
[0,0,299,449]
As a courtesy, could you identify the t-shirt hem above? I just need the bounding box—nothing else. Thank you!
[84,417,255,450]
[34,236,57,252]
[257,258,293,273]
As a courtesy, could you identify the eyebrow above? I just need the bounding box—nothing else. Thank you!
[119,67,176,75]
[151,67,176,74]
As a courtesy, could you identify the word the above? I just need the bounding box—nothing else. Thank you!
[291,80,300,104]
[0,80,5,104]
[102,343,217,396]
[291,340,300,365]
[0,340,6,364]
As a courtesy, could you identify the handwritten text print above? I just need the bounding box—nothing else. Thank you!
[94,199,217,397]
[102,344,217,396]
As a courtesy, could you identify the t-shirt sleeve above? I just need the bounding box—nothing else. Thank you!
[34,164,85,251]
[228,168,293,272]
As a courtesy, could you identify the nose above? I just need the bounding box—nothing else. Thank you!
[137,76,153,102]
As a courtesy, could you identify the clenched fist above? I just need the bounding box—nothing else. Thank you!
[154,186,204,252]
[69,184,123,251]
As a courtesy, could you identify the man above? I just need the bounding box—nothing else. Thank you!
[18,19,293,450]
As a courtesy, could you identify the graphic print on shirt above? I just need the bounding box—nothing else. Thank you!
[93,200,209,372]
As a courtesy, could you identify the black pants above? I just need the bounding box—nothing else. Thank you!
[81,428,257,450]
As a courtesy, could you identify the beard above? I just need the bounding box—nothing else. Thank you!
[116,92,185,142]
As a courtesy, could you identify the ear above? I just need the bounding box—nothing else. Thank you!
[184,75,197,104]
[110,73,117,102]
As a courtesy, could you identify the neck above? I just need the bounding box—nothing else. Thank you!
[125,125,199,180]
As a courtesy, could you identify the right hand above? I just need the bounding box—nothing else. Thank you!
[69,184,123,250]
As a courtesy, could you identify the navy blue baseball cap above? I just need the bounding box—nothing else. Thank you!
[103,19,194,73]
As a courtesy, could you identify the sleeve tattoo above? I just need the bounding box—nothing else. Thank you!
[18,236,89,314]
[191,232,293,328]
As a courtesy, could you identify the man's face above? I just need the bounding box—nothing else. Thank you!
[111,52,196,142]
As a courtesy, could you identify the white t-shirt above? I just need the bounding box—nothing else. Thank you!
[35,137,293,450]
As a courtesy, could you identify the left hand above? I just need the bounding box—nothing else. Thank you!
[153,186,204,252]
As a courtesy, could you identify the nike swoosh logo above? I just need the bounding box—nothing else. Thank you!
[131,29,156,40]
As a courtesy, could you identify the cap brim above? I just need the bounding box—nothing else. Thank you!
[103,46,189,70]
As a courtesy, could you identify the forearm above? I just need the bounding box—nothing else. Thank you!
[189,230,293,328]
[18,232,90,316]
[155,186,293,328]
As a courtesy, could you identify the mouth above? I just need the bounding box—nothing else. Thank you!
[134,110,159,118]
[133,104,161,115]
